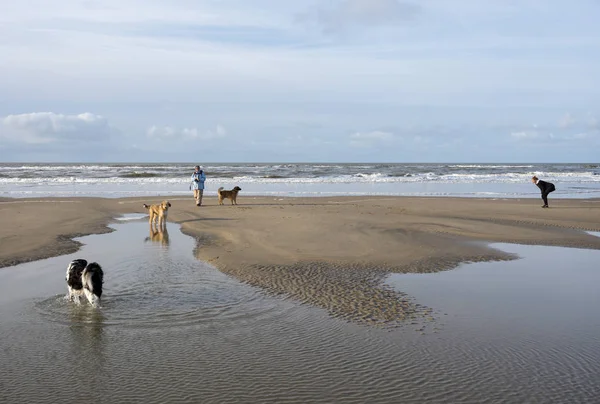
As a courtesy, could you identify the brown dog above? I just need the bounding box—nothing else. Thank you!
[142,200,171,228]
[217,186,242,205]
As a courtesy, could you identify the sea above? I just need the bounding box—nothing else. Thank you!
[1,162,599,199]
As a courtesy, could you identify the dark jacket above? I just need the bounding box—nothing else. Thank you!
[536,180,556,194]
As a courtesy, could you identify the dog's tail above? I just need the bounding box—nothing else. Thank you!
[82,262,103,307]
[143,203,150,209]
[218,187,224,194]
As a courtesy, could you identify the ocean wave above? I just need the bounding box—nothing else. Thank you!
[449,165,535,168]
[354,172,387,179]
[119,172,162,178]
[1,163,599,191]
[0,165,128,171]
[2,171,600,185]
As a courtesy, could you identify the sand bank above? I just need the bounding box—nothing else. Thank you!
[2,195,599,324]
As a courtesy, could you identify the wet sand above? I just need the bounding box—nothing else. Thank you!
[2,220,600,403]
[1,196,600,323]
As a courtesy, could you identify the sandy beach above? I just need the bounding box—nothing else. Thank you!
[2,195,600,323]
[2,196,600,269]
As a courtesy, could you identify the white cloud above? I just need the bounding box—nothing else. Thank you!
[0,0,279,27]
[0,112,112,144]
[147,124,227,141]
[508,112,600,144]
[349,130,394,147]
[511,130,540,139]
[558,113,600,130]
[298,0,420,33]
[568,132,593,140]
[351,130,394,140]
[510,129,556,140]
[558,112,575,128]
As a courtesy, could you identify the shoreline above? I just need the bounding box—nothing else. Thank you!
[2,195,600,271]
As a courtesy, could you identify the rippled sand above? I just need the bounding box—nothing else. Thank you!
[213,254,516,326]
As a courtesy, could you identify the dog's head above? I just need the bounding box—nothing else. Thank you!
[161,201,171,210]
[66,258,87,282]
[233,186,242,192]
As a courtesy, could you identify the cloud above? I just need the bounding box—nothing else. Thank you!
[0,112,113,145]
[510,129,548,140]
[558,112,575,128]
[349,130,394,147]
[508,112,600,144]
[510,122,600,143]
[568,132,595,140]
[351,130,394,140]
[147,124,227,141]
[555,112,600,131]
[297,0,420,33]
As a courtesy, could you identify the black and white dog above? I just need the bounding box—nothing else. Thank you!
[66,259,104,307]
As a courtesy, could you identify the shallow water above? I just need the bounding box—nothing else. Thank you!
[387,244,600,403]
[1,221,599,403]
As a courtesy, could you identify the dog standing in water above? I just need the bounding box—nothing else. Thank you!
[66,259,104,307]
[143,200,171,229]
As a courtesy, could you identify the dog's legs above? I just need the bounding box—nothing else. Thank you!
[84,289,100,308]
[149,212,158,229]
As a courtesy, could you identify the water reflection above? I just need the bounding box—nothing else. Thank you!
[144,226,170,247]
[67,304,106,370]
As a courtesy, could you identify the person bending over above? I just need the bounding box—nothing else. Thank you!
[531,176,555,208]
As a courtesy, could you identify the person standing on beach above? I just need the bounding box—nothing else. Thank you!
[191,165,206,206]
[531,176,556,208]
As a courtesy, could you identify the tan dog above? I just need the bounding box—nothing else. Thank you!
[143,200,171,228]
[217,186,242,205]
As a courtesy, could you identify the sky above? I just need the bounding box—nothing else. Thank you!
[0,0,599,163]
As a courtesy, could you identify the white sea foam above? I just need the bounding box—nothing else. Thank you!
[1,171,598,185]
[449,164,535,168]
[1,163,599,199]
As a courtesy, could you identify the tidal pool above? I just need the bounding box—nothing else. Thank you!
[1,219,599,403]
